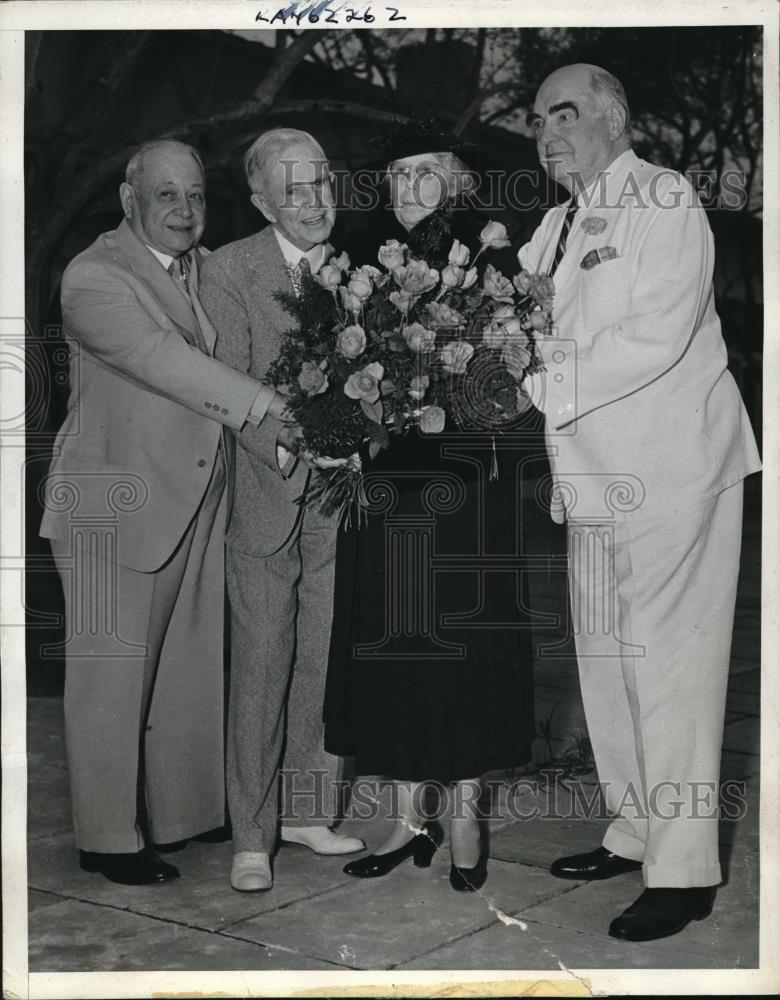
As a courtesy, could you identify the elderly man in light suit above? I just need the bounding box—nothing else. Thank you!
[520,65,761,941]
[40,139,289,885]
[199,128,363,892]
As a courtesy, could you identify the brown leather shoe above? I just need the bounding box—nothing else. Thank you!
[550,846,643,880]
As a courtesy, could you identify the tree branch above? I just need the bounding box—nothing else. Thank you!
[252,28,331,103]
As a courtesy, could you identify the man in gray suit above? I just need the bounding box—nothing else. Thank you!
[200,128,364,892]
[40,139,289,885]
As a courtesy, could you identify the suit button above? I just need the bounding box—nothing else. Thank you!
[205,402,212,409]
[221,408,228,415]
[198,459,207,467]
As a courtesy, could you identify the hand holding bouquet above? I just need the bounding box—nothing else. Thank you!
[265,223,553,526]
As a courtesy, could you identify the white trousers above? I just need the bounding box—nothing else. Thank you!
[567,482,744,887]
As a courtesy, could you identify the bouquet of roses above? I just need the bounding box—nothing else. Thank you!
[265,221,554,526]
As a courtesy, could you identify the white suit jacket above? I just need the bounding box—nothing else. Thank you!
[520,150,760,522]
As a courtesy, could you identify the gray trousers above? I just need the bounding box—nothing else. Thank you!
[226,505,341,853]
[51,449,227,852]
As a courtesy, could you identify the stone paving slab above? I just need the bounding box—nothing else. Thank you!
[515,859,759,968]
[28,833,357,933]
[28,762,73,842]
[28,897,338,972]
[222,856,564,970]
[396,913,728,970]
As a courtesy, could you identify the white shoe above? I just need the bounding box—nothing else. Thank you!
[281,826,365,856]
[230,851,272,892]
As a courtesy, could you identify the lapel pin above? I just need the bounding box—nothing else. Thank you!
[581,217,608,235]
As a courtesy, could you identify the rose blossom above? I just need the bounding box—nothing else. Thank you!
[389,289,414,313]
[530,311,550,332]
[336,324,367,359]
[502,343,532,379]
[448,239,470,267]
[344,361,384,404]
[419,405,446,434]
[493,304,524,341]
[394,259,439,296]
[403,322,436,353]
[482,323,506,350]
[426,302,464,328]
[332,251,351,272]
[347,272,373,302]
[339,285,363,314]
[297,360,329,396]
[513,271,532,295]
[408,374,430,401]
[441,263,464,289]
[356,264,387,289]
[479,220,511,249]
[461,267,478,290]
[441,340,475,375]
[316,263,342,291]
[482,263,515,302]
[378,239,407,271]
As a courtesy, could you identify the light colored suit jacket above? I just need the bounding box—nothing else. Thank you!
[39,220,270,571]
[520,150,760,522]
[199,226,315,556]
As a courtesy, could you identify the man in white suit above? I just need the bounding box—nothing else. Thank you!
[520,65,761,941]
[40,139,288,885]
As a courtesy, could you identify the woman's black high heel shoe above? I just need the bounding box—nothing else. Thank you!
[343,827,438,878]
[449,855,488,892]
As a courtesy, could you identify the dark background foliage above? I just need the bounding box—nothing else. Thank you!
[24,26,763,691]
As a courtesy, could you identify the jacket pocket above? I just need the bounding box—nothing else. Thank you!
[579,255,629,332]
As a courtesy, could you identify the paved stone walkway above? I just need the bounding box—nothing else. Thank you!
[25,482,761,974]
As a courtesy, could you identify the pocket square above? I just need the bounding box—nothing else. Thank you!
[580,247,619,270]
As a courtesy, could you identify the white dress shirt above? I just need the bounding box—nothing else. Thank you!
[145,243,270,429]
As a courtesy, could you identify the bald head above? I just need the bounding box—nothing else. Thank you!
[120,140,206,256]
[528,63,632,193]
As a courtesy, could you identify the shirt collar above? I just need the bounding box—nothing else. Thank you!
[273,228,324,273]
[145,244,177,270]
[574,149,641,209]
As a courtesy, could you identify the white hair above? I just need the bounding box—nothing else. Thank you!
[243,128,327,195]
[387,150,476,200]
[125,139,204,187]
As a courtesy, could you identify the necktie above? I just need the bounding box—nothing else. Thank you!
[168,253,191,292]
[291,255,312,296]
[548,195,578,278]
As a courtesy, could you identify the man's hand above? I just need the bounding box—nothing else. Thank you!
[301,450,349,470]
[267,390,294,422]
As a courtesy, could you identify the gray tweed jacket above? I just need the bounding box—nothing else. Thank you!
[200,226,312,556]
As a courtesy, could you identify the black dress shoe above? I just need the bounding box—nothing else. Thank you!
[155,825,233,853]
[79,848,179,885]
[609,887,715,942]
[449,855,488,892]
[343,828,438,878]
[550,846,643,880]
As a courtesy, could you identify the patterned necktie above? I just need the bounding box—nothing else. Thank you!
[548,195,579,278]
[168,253,191,293]
[291,255,312,296]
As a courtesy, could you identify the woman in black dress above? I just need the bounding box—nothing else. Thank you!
[324,121,540,891]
